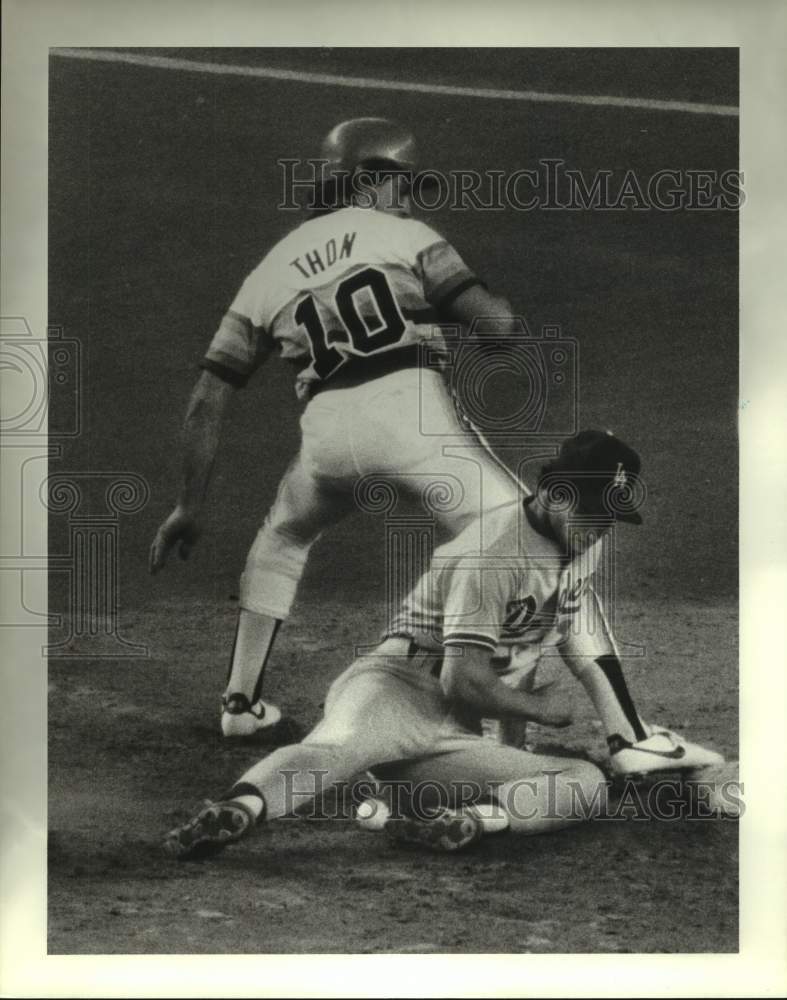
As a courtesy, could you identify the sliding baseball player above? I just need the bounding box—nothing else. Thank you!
[164,430,725,859]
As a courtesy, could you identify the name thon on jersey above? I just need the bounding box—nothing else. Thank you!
[290,232,357,278]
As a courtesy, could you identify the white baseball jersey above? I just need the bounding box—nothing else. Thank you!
[201,206,481,400]
[386,499,602,655]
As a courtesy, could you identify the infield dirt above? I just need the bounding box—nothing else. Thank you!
[47,48,738,954]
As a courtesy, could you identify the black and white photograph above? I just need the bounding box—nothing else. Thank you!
[2,1,785,995]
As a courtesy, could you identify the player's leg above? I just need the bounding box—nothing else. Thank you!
[166,647,446,858]
[409,372,521,539]
[223,450,355,736]
[382,748,606,846]
[224,385,385,736]
[236,662,440,816]
[351,369,519,541]
[377,740,606,850]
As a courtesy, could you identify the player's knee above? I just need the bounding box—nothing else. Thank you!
[240,523,315,616]
[249,518,318,557]
[563,760,607,820]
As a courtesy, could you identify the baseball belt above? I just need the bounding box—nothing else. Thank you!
[307,343,424,398]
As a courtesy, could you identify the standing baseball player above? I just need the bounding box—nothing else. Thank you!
[149,118,525,738]
[164,430,724,859]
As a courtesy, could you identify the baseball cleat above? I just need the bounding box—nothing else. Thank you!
[609,725,725,777]
[221,693,283,737]
[164,799,255,860]
[647,725,725,768]
[384,807,483,853]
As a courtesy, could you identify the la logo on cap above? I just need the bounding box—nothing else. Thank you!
[613,461,627,487]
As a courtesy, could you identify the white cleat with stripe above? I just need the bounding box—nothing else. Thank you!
[609,724,724,777]
[221,693,283,737]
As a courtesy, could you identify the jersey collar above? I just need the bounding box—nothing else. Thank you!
[522,495,569,562]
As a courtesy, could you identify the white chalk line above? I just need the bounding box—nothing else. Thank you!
[51,48,738,118]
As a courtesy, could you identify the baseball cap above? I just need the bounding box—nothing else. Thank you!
[543,429,644,524]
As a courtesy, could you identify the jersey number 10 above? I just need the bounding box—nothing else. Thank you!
[294,266,407,379]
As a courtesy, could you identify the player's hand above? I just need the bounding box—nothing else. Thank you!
[149,505,202,574]
[527,681,573,728]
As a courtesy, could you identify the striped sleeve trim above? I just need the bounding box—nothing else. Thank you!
[225,308,254,333]
[415,239,449,268]
[224,311,273,354]
[427,269,482,308]
[442,632,499,652]
[200,308,274,387]
[201,347,252,375]
[416,239,486,310]
[433,276,485,309]
[199,357,250,388]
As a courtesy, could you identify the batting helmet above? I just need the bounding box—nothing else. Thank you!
[311,118,421,214]
[320,117,419,176]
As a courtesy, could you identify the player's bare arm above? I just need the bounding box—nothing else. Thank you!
[440,643,573,727]
[149,370,235,574]
[555,579,724,772]
[556,584,651,739]
[559,585,619,667]
[444,283,517,331]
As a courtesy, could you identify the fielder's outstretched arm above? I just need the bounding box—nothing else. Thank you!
[440,644,573,728]
[558,586,648,743]
[149,370,235,573]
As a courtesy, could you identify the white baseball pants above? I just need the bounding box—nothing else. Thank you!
[239,368,521,619]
